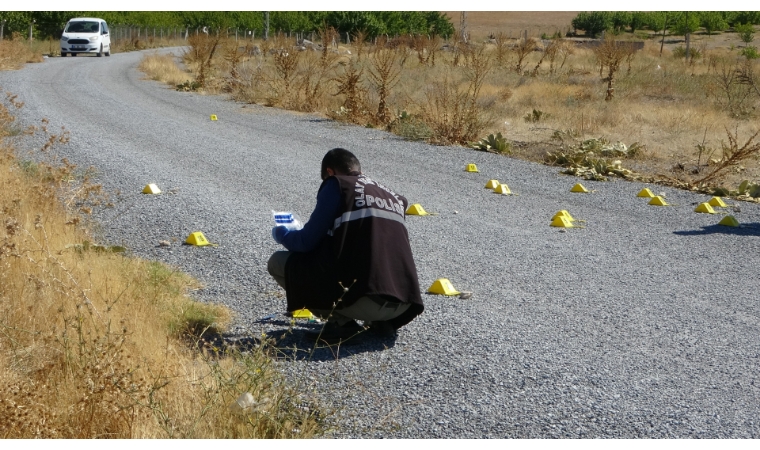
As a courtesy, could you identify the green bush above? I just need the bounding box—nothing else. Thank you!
[672,45,702,59]
[571,12,612,38]
[735,22,756,44]
[740,46,759,59]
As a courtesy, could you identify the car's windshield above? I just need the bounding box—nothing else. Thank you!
[65,21,99,33]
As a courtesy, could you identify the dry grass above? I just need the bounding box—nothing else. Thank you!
[0,98,324,438]
[0,34,44,70]
[443,11,580,40]
[138,52,192,86]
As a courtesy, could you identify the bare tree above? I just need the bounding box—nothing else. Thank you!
[513,37,537,74]
[593,37,636,101]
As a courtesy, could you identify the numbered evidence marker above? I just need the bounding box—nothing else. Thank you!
[493,184,512,195]
[210,114,218,121]
[427,278,461,296]
[291,308,314,319]
[406,203,430,216]
[694,202,717,214]
[465,163,479,173]
[185,231,211,246]
[484,179,500,189]
[708,196,728,208]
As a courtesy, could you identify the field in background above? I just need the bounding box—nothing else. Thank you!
[444,11,579,40]
[0,96,324,438]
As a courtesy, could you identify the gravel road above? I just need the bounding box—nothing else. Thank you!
[2,48,760,438]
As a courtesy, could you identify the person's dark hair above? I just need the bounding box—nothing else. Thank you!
[321,148,361,179]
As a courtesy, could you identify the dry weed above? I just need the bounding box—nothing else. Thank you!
[138,53,192,86]
[0,97,324,438]
[0,33,43,70]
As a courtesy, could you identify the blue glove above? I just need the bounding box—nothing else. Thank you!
[272,226,288,244]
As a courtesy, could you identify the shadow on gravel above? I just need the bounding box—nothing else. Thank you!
[673,222,760,237]
[263,326,398,362]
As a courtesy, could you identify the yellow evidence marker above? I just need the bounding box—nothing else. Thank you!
[718,215,740,227]
[637,188,656,198]
[186,231,211,246]
[694,202,717,214]
[550,216,575,228]
[427,278,461,296]
[210,114,218,121]
[142,183,161,194]
[552,210,575,222]
[406,203,430,216]
[465,163,479,172]
[648,196,669,206]
[493,184,512,195]
[484,179,500,189]
[708,197,728,208]
[291,309,314,319]
[570,183,589,193]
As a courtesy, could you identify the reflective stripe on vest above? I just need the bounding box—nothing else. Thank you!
[327,207,405,236]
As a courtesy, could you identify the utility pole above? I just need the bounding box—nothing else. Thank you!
[264,11,269,41]
[460,11,467,43]
[685,11,691,61]
[1,20,5,41]
[29,19,35,42]
[660,12,667,57]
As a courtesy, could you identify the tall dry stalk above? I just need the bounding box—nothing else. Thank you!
[593,37,636,101]
[268,49,300,107]
[513,37,537,73]
[693,126,760,185]
[352,29,367,60]
[368,47,402,125]
[421,48,491,145]
[493,32,510,67]
[710,58,756,117]
[318,25,338,69]
[185,34,221,88]
[332,61,368,122]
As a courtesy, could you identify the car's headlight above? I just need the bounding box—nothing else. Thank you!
[89,36,99,42]
[61,36,69,42]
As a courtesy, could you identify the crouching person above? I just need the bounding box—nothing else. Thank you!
[268,148,423,343]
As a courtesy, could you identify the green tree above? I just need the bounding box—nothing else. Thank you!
[735,22,755,45]
[700,11,728,36]
[672,11,700,37]
[644,11,667,32]
[0,11,33,37]
[727,11,760,26]
[629,12,648,33]
[423,11,455,38]
[611,11,631,33]
[571,11,612,37]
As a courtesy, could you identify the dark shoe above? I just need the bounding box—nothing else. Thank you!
[365,320,397,337]
[304,320,365,345]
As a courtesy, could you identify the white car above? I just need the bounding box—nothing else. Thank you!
[60,17,111,57]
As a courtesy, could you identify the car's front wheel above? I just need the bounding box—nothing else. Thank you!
[105,47,110,57]
[97,45,103,57]
[61,52,67,57]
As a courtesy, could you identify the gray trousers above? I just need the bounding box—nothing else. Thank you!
[267,251,410,325]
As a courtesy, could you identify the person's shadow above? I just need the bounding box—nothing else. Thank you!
[673,222,760,237]
[191,323,398,362]
[262,324,399,361]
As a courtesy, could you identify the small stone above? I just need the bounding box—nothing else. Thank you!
[159,240,171,247]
